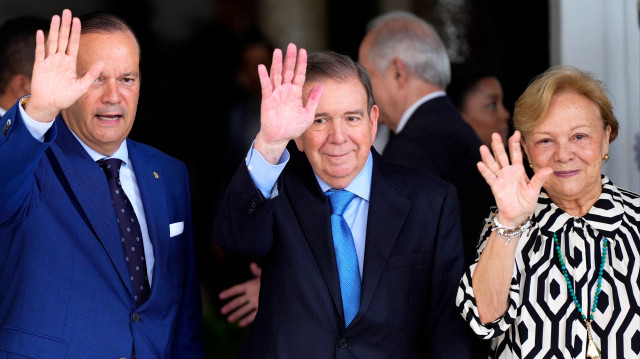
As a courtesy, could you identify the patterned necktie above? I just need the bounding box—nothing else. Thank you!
[98,158,151,307]
[326,189,361,327]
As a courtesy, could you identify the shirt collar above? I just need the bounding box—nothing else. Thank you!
[68,128,129,164]
[0,106,6,117]
[533,175,625,240]
[316,152,373,201]
[395,91,446,134]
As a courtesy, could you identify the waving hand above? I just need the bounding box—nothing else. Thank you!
[25,9,104,122]
[254,43,324,164]
[477,131,552,226]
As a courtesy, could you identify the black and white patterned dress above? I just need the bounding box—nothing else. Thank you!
[457,176,640,358]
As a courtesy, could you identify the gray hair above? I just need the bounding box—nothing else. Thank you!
[365,11,450,89]
[306,51,376,112]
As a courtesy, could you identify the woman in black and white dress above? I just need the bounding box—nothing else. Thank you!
[457,65,640,359]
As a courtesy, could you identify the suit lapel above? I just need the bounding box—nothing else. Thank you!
[127,140,168,304]
[49,119,133,296]
[357,152,411,320]
[285,157,344,317]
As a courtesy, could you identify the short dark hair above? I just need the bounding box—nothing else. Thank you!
[306,51,376,111]
[78,11,142,73]
[0,15,49,93]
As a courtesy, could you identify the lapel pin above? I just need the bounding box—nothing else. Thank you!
[153,172,159,179]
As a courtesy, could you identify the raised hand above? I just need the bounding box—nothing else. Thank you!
[476,131,552,226]
[254,43,324,164]
[25,9,104,122]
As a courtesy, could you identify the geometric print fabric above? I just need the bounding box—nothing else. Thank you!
[98,158,151,308]
[457,176,640,358]
[326,189,361,327]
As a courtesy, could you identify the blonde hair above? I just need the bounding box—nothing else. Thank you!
[514,65,618,143]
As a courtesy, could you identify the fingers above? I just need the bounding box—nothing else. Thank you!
[79,61,105,88]
[220,295,248,316]
[479,144,500,175]
[249,262,262,278]
[292,47,307,86]
[226,301,256,324]
[282,43,297,84]
[269,48,283,89]
[237,310,257,327]
[66,17,82,58]
[57,10,72,55]
[529,166,552,193]
[219,283,244,300]
[46,15,61,56]
[258,64,272,99]
[477,161,497,187]
[304,84,324,117]
[508,130,523,166]
[35,30,45,63]
[491,132,510,169]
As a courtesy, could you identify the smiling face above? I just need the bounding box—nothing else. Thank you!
[295,77,378,189]
[460,76,510,146]
[523,91,611,209]
[61,30,140,156]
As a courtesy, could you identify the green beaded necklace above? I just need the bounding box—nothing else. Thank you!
[553,232,608,359]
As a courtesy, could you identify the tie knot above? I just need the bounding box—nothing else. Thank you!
[97,158,123,180]
[326,189,356,216]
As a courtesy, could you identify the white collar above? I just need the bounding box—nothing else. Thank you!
[395,91,446,134]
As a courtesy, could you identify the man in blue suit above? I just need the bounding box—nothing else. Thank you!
[214,44,470,358]
[0,9,204,358]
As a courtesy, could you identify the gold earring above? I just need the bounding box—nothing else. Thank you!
[603,154,609,160]
[529,164,533,168]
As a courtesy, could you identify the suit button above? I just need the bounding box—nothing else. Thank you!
[338,338,348,348]
[247,198,258,214]
[249,198,258,208]
[132,313,140,322]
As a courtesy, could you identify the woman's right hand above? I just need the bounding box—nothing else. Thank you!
[477,131,552,227]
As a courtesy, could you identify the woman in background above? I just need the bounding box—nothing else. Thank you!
[448,62,511,146]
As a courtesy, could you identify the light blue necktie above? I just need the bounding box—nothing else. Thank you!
[326,189,361,327]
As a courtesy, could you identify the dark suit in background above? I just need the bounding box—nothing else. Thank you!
[383,96,495,265]
[214,149,470,358]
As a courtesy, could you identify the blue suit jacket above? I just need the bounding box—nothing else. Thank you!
[0,102,204,358]
[214,148,471,358]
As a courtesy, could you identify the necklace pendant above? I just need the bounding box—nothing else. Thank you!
[586,338,600,359]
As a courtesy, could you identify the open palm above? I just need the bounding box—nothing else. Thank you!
[27,10,103,122]
[477,131,552,226]
[257,43,323,146]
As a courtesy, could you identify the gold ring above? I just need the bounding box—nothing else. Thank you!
[495,170,502,177]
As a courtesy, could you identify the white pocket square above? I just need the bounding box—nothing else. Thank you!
[169,222,184,237]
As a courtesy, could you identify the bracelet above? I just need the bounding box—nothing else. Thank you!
[490,210,531,246]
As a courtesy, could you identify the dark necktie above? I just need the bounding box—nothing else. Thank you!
[326,189,361,327]
[98,158,151,307]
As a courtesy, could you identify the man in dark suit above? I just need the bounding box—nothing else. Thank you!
[359,11,495,268]
[214,44,470,358]
[0,10,204,358]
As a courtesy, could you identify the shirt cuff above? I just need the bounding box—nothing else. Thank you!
[245,141,289,199]
[18,96,55,142]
